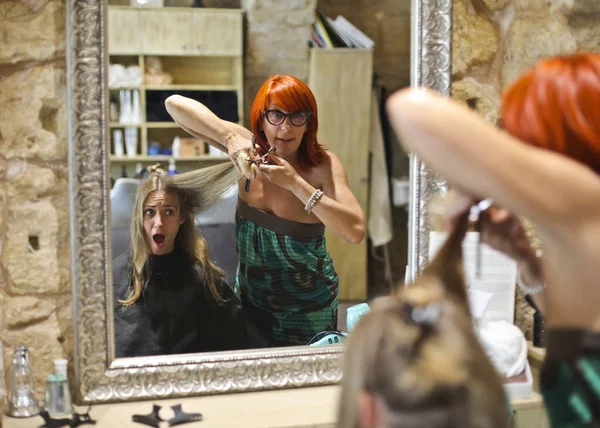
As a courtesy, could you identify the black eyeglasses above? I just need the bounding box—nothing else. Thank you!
[264,110,312,127]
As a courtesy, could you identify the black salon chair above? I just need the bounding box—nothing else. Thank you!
[110,178,140,258]
[195,185,238,284]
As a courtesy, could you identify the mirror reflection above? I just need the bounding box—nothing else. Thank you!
[107,1,407,358]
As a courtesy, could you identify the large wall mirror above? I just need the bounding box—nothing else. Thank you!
[67,0,451,403]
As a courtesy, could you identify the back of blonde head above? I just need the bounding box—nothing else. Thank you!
[337,214,509,428]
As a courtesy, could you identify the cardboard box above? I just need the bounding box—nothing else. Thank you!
[180,138,206,157]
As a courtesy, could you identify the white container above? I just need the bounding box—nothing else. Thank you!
[124,127,138,157]
[503,360,533,401]
[113,129,124,157]
[118,90,127,123]
[172,136,181,158]
[132,90,141,124]
[208,144,226,157]
[392,177,410,207]
[53,359,68,378]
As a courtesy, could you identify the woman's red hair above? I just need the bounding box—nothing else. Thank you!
[250,75,325,168]
[501,53,600,175]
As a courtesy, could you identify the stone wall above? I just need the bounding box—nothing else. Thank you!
[452,0,600,337]
[3,0,600,402]
[452,0,600,122]
[0,0,72,403]
[241,0,317,125]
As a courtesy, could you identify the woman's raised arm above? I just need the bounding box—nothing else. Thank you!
[165,95,254,175]
[386,88,600,236]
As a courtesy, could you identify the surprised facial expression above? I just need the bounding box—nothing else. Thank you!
[143,190,184,255]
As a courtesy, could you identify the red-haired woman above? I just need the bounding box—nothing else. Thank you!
[165,75,366,347]
[386,53,600,427]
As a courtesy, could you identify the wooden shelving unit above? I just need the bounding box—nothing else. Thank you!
[106,6,243,179]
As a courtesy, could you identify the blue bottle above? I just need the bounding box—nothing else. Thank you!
[167,158,178,175]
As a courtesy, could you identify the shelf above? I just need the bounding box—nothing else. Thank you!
[106,7,243,181]
[109,85,239,91]
[146,122,180,128]
[109,86,141,90]
[110,122,143,128]
[110,122,244,129]
[145,84,239,91]
[110,155,229,162]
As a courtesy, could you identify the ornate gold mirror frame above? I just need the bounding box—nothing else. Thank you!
[66,0,452,404]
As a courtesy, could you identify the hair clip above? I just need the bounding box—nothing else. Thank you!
[135,167,150,180]
[39,407,97,428]
[70,407,97,427]
[39,410,73,428]
[132,405,164,428]
[167,404,203,427]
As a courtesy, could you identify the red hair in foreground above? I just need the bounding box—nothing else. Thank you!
[502,52,600,175]
[250,75,325,168]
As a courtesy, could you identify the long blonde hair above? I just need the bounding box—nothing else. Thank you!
[337,214,510,428]
[120,162,240,307]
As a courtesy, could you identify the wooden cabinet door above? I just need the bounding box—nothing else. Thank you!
[107,9,140,54]
[192,12,242,56]
[140,10,191,55]
[308,49,373,301]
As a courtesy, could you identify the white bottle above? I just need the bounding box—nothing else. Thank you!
[113,129,124,157]
[126,90,134,123]
[208,144,223,157]
[118,90,127,123]
[124,127,138,157]
[132,90,141,124]
[54,359,68,379]
[172,136,181,158]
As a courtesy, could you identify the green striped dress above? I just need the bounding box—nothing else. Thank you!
[540,329,600,427]
[234,197,339,347]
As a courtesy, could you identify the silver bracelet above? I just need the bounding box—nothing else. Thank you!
[516,268,546,295]
[305,189,324,214]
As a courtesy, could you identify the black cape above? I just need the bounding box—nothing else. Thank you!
[113,250,261,358]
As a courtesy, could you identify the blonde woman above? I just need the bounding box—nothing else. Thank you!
[112,165,260,358]
[337,212,510,428]
[386,53,600,427]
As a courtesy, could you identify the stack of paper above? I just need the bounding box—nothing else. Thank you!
[311,11,375,49]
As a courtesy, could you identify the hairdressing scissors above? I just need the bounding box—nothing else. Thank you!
[246,146,276,166]
[244,135,257,192]
[244,139,276,192]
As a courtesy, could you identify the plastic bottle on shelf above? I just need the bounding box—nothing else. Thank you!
[167,158,178,175]
[113,129,124,157]
[172,136,181,158]
[132,90,142,124]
